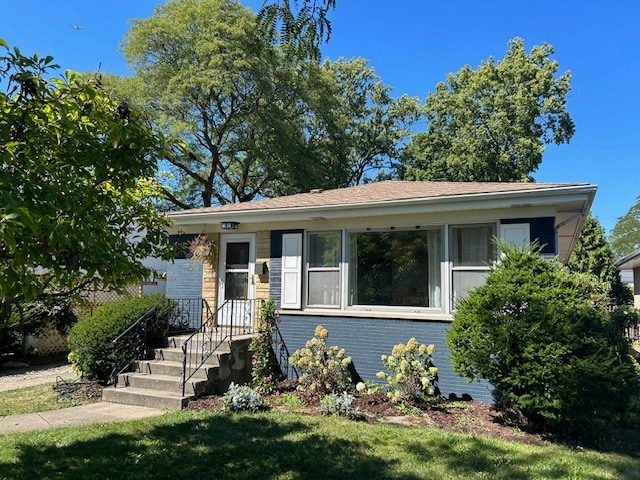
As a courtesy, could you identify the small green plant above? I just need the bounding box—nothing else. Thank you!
[377,338,439,403]
[222,382,264,412]
[290,325,353,395]
[320,392,362,420]
[397,403,422,416]
[279,393,304,408]
[249,299,282,393]
[355,381,382,395]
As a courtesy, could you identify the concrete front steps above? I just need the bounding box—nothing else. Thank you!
[102,334,255,410]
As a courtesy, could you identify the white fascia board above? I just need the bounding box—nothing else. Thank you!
[169,186,597,228]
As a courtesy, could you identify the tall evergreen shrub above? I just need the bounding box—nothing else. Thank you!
[447,244,638,433]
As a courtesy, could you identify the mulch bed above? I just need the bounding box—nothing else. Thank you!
[53,380,103,404]
[185,386,546,446]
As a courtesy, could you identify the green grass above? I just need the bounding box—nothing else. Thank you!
[0,410,638,479]
[0,384,76,416]
[0,382,98,416]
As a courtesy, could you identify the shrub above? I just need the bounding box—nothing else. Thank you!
[222,382,264,412]
[320,392,362,420]
[249,299,282,393]
[68,293,168,383]
[447,244,639,434]
[290,325,353,395]
[377,338,439,403]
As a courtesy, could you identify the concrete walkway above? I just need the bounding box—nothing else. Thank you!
[0,403,166,434]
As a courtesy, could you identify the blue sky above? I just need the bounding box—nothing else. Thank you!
[3,1,638,234]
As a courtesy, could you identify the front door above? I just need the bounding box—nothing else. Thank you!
[218,234,255,326]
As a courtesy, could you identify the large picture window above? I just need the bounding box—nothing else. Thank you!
[348,229,442,309]
[450,224,495,307]
[307,232,341,307]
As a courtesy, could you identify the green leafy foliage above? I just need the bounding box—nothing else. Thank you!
[249,299,283,393]
[376,338,439,403]
[610,194,640,260]
[289,325,353,395]
[568,214,632,306]
[115,1,416,209]
[222,382,264,412]
[447,244,639,433]
[257,0,336,61]
[402,37,573,182]
[0,40,173,314]
[67,294,168,383]
[319,391,362,420]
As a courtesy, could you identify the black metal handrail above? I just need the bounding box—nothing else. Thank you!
[110,300,169,386]
[272,322,298,380]
[180,298,257,396]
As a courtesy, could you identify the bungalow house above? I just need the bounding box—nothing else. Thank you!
[165,180,596,402]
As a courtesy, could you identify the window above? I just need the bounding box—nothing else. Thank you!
[450,224,495,307]
[307,232,341,307]
[348,229,442,309]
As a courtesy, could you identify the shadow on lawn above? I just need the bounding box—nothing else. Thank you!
[2,413,639,479]
[2,414,412,480]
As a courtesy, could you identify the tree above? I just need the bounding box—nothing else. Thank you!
[568,214,632,306]
[0,40,174,347]
[258,0,336,61]
[610,195,640,260]
[447,243,638,433]
[117,0,325,208]
[117,0,417,208]
[271,58,421,194]
[401,37,574,182]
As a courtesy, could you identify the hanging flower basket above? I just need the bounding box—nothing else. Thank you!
[188,234,216,263]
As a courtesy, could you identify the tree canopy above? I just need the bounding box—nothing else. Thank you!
[401,37,574,182]
[116,0,416,209]
[0,40,173,307]
[610,195,640,260]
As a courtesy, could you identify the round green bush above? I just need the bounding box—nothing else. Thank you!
[68,293,169,383]
[447,244,639,434]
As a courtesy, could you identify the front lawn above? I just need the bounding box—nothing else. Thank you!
[1,410,638,479]
[0,382,101,416]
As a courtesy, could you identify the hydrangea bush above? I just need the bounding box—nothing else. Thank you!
[290,325,353,394]
[377,337,439,403]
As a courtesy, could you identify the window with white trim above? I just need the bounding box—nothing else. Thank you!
[450,224,496,307]
[307,231,341,307]
[347,228,442,309]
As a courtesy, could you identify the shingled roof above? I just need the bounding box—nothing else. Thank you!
[169,180,589,216]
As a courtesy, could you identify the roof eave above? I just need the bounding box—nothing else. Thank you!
[168,185,597,227]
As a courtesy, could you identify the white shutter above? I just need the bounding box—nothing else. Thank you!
[281,233,302,309]
[500,223,530,248]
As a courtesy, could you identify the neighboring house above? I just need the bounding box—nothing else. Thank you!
[616,248,640,308]
[166,180,596,402]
